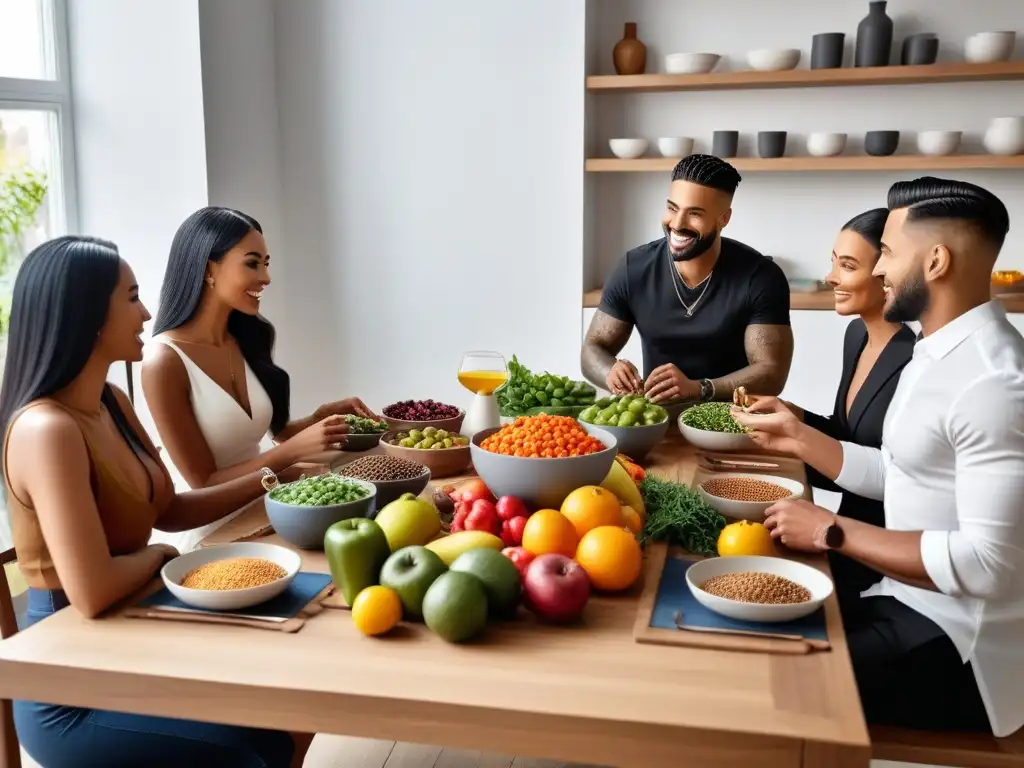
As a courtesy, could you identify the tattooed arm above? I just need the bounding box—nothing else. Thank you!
[709,323,793,398]
[581,310,642,393]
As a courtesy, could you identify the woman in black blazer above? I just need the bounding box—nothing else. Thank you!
[748,209,916,598]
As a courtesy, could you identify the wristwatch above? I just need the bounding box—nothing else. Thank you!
[818,515,845,551]
[698,379,715,402]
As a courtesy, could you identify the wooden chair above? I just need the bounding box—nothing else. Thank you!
[871,724,1024,768]
[0,547,22,768]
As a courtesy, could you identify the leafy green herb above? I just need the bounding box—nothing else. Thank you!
[342,414,388,434]
[680,402,746,434]
[496,355,596,417]
[640,475,726,556]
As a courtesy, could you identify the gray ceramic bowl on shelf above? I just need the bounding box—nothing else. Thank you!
[865,130,900,157]
[265,478,376,550]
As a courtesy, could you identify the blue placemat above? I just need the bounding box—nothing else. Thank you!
[141,571,333,618]
[651,556,827,640]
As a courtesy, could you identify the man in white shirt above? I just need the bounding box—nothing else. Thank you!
[733,177,1024,737]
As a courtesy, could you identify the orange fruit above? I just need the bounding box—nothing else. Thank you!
[575,526,643,592]
[717,521,776,557]
[560,486,622,539]
[351,586,403,636]
[522,508,578,558]
[620,505,643,535]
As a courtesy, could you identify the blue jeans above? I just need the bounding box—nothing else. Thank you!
[14,589,295,768]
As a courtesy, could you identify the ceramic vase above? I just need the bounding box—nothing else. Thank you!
[613,22,647,75]
[983,117,1024,156]
[811,33,845,69]
[855,1,893,67]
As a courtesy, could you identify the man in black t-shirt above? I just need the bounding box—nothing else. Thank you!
[581,154,794,404]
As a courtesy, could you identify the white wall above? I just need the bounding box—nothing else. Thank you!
[271,0,588,413]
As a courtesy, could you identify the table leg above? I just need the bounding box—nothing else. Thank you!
[0,698,20,768]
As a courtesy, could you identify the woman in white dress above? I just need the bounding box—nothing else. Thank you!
[142,207,376,551]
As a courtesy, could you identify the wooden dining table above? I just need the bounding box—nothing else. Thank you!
[0,435,870,768]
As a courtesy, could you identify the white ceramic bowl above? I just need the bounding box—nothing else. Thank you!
[677,407,755,452]
[806,132,847,157]
[698,473,804,521]
[747,48,801,72]
[686,555,833,623]
[916,130,962,157]
[162,542,301,611]
[665,52,721,74]
[609,138,649,159]
[657,137,695,157]
[965,31,1016,63]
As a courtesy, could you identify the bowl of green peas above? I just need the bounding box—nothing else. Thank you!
[677,402,755,452]
[265,474,376,550]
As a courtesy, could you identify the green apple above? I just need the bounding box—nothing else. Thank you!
[422,571,488,643]
[324,518,391,606]
[450,548,522,619]
[379,546,448,620]
[374,493,442,552]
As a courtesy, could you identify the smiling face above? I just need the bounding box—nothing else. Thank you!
[826,228,886,318]
[874,207,932,323]
[661,180,733,262]
[95,259,151,363]
[206,228,271,315]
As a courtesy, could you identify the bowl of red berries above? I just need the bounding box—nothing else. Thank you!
[381,399,465,434]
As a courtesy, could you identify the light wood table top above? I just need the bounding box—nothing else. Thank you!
[0,435,870,768]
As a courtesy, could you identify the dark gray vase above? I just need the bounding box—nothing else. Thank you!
[712,131,739,158]
[901,34,938,65]
[855,1,894,67]
[811,33,845,69]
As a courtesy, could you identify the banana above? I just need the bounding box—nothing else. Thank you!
[425,531,504,566]
[602,460,645,518]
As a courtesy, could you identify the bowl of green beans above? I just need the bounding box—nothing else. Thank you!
[265,474,376,549]
[677,402,755,452]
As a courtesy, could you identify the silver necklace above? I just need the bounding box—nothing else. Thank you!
[667,252,713,317]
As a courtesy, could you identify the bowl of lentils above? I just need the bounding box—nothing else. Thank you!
[380,427,472,479]
[265,474,376,549]
[677,402,755,452]
[698,473,804,521]
[339,414,390,452]
[163,542,301,610]
[382,399,465,434]
[335,454,431,512]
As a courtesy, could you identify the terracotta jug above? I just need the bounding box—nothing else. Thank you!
[613,22,647,75]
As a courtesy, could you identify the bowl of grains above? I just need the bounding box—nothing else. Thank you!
[265,474,377,549]
[677,403,755,452]
[335,454,431,512]
[686,555,833,623]
[162,542,301,611]
[698,473,805,521]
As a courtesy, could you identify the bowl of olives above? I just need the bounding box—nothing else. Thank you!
[579,395,670,462]
[379,427,473,479]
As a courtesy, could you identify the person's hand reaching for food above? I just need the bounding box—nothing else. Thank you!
[730,396,805,457]
[606,358,644,396]
[317,397,378,420]
[644,363,699,404]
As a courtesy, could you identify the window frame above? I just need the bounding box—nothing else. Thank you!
[0,0,79,235]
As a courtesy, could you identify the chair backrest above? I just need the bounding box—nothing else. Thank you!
[1,547,23,768]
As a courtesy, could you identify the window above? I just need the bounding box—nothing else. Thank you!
[0,0,76,553]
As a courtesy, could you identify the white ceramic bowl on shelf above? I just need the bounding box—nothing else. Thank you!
[806,132,847,157]
[609,138,649,159]
[747,48,801,72]
[916,130,962,156]
[964,31,1016,63]
[686,555,834,623]
[665,52,721,74]
[657,137,695,157]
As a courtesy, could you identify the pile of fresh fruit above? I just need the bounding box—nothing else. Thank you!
[479,415,606,458]
[496,355,597,417]
[383,399,461,422]
[387,426,470,450]
[579,394,668,428]
[326,450,649,642]
[268,474,370,506]
[342,414,389,434]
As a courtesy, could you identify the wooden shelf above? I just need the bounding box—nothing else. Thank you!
[586,155,1024,173]
[583,288,1024,313]
[586,61,1024,93]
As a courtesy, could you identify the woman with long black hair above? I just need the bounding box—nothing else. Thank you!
[1,235,310,767]
[142,206,375,551]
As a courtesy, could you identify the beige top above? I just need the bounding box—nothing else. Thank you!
[3,398,169,590]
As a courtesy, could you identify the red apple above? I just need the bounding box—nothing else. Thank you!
[522,554,590,623]
[501,546,535,576]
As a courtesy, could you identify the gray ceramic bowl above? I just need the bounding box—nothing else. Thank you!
[265,478,376,550]
[469,427,618,509]
[364,469,432,515]
[580,418,669,462]
[341,431,385,452]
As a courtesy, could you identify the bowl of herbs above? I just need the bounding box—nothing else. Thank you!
[677,402,754,452]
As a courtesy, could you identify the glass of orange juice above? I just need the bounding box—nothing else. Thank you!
[458,350,508,437]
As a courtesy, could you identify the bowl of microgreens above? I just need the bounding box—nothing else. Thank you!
[677,402,754,452]
[339,414,389,452]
